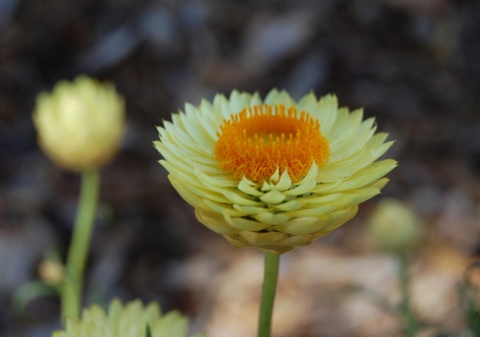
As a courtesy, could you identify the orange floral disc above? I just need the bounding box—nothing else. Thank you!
[214,104,330,183]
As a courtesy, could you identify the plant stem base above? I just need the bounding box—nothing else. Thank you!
[258,252,280,337]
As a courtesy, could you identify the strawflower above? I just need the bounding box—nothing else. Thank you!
[33,75,125,171]
[52,299,206,337]
[155,90,396,254]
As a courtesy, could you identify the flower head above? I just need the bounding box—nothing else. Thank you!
[155,90,396,253]
[52,299,205,337]
[33,75,125,171]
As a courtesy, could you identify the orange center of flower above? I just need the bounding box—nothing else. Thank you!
[214,104,330,183]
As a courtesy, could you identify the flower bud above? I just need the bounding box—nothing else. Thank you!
[367,198,422,253]
[33,75,125,171]
[38,260,64,286]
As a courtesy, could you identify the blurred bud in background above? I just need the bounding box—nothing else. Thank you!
[367,198,422,253]
[38,259,64,287]
[32,75,125,172]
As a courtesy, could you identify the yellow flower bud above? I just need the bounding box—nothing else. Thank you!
[52,299,206,337]
[38,260,64,286]
[367,198,422,253]
[33,75,125,171]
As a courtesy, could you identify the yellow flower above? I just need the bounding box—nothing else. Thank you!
[33,75,125,172]
[52,299,206,337]
[155,90,396,253]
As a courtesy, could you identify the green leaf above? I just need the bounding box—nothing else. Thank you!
[12,281,59,316]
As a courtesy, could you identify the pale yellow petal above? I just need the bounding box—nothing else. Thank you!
[260,190,286,204]
[238,177,263,196]
[225,215,269,231]
[313,159,397,193]
[315,94,339,135]
[253,212,291,225]
[239,231,289,245]
[223,189,261,206]
[296,91,318,113]
[264,89,295,107]
[276,217,322,235]
[195,209,237,235]
[286,205,337,217]
[204,199,244,216]
[272,169,293,191]
[272,199,304,211]
[233,204,267,215]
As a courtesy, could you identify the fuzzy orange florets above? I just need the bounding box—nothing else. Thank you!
[214,104,330,183]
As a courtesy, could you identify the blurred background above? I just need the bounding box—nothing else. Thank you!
[1,0,480,336]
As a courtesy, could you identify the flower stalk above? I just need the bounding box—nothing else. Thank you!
[258,252,280,337]
[398,252,418,337]
[61,168,100,321]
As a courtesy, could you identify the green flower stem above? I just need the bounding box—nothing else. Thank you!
[258,252,280,337]
[61,168,100,321]
[398,252,418,337]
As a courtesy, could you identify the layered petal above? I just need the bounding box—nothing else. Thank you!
[52,299,206,337]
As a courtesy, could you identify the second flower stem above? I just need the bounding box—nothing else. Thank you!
[61,168,100,321]
[398,252,418,337]
[258,252,280,337]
